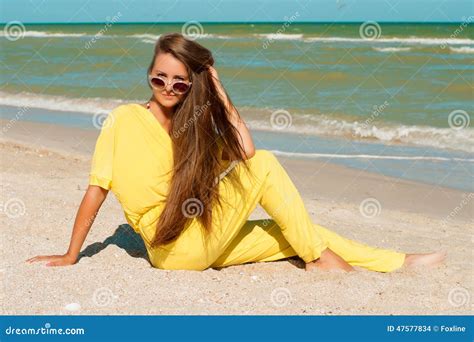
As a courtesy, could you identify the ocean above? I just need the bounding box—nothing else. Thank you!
[1,23,473,191]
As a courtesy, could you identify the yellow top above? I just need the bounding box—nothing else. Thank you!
[89,103,227,244]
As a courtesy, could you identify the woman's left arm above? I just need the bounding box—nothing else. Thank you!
[209,66,256,160]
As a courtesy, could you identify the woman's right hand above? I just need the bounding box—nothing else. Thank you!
[25,186,108,268]
[26,253,77,267]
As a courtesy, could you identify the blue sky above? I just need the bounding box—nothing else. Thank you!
[1,0,472,23]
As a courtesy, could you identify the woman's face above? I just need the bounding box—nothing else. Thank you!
[149,53,191,108]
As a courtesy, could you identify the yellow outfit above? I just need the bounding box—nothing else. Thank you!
[89,104,406,272]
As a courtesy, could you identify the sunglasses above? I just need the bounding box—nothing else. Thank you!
[147,75,192,94]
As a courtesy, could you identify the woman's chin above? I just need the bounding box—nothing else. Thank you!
[157,97,179,107]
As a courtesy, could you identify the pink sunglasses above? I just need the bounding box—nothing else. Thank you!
[147,75,192,94]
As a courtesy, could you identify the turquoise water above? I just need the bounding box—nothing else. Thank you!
[1,104,472,191]
[0,23,473,190]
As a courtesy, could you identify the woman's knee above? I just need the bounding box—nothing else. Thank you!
[242,149,280,182]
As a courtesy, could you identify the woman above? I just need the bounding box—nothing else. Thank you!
[27,33,445,272]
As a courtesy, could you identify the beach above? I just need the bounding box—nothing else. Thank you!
[1,21,473,317]
[1,118,472,315]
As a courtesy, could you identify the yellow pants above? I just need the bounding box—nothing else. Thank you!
[147,149,406,272]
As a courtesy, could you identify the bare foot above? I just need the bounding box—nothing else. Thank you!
[305,248,354,272]
[403,251,447,269]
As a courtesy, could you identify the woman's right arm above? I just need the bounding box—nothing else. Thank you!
[26,185,109,266]
[209,66,256,160]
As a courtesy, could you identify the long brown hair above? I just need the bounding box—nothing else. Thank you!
[148,33,251,248]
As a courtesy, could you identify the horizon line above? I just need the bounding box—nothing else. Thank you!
[0,21,469,25]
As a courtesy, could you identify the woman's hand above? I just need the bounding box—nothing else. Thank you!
[26,253,77,267]
[208,66,225,101]
[25,185,108,268]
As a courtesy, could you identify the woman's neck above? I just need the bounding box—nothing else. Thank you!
[149,98,174,120]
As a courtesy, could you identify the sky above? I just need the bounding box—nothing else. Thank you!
[0,0,472,24]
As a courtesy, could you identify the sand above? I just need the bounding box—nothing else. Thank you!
[0,119,472,315]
